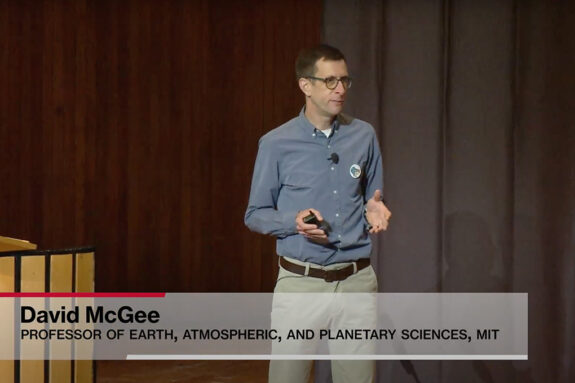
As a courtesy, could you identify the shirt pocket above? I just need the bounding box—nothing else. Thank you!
[281,171,315,191]
[278,170,325,210]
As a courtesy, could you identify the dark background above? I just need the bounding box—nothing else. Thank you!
[1,1,573,382]
[322,1,574,382]
[0,0,321,292]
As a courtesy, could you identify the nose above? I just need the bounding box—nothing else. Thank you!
[333,79,346,94]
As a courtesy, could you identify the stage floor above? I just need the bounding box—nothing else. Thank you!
[97,360,268,383]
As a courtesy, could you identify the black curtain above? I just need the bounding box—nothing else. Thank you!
[319,0,575,382]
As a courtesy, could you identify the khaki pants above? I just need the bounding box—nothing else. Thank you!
[269,257,378,383]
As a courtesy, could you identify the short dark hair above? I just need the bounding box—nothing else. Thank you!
[295,44,346,80]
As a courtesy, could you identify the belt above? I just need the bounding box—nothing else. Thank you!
[279,257,370,282]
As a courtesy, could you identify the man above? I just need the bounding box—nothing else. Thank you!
[245,44,391,383]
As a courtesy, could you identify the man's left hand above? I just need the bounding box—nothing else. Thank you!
[366,189,392,233]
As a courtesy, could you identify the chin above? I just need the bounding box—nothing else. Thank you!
[331,106,344,115]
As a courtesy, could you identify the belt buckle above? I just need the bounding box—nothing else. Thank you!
[323,270,336,282]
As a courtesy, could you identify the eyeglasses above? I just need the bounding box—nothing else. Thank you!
[306,76,352,90]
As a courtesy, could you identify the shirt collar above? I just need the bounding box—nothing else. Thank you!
[298,106,341,136]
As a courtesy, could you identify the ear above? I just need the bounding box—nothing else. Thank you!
[298,77,312,97]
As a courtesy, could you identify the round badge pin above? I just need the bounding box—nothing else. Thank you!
[349,164,362,179]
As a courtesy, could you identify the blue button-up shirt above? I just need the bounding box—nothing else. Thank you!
[245,108,383,265]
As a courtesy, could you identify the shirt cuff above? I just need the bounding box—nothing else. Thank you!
[279,210,299,237]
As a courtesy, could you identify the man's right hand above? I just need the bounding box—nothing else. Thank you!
[296,209,328,241]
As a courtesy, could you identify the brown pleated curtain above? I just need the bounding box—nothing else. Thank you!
[321,0,574,382]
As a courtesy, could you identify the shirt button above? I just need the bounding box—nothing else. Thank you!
[331,167,335,171]
[333,190,337,194]
[328,145,331,149]
[312,133,316,137]
[335,213,339,217]
[338,234,342,239]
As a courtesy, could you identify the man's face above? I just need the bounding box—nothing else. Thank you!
[303,58,349,119]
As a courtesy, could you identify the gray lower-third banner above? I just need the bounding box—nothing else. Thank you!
[0,293,527,360]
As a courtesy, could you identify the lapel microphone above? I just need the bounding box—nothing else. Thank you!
[329,153,339,164]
